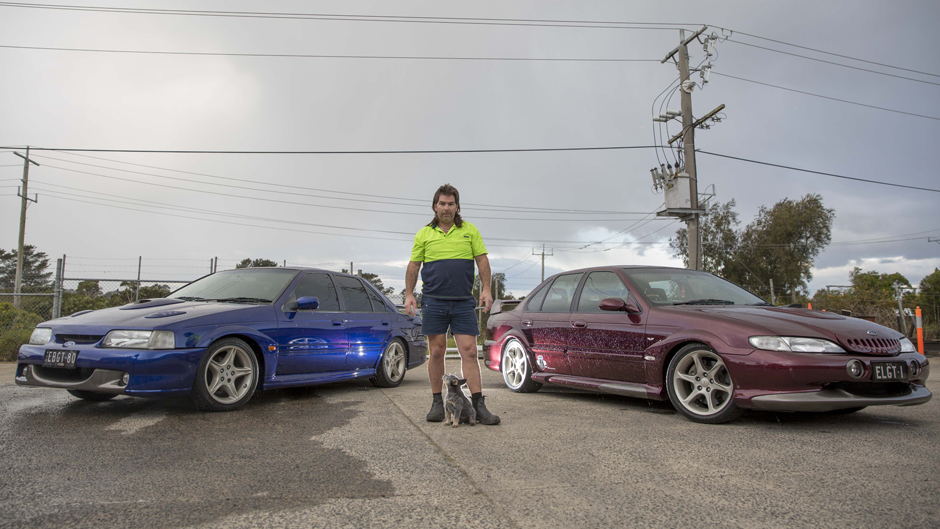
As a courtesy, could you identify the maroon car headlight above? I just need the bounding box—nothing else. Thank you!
[899,338,916,353]
[749,336,845,353]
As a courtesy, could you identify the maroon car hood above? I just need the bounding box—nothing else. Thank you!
[670,305,903,356]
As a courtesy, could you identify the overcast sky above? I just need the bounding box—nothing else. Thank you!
[1,0,938,298]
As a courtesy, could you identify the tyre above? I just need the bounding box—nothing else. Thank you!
[191,337,259,412]
[67,389,117,401]
[666,343,742,424]
[372,338,407,388]
[501,338,542,393]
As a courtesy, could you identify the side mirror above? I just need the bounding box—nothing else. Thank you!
[297,296,320,310]
[599,297,641,314]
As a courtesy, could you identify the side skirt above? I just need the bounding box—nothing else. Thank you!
[264,369,377,390]
[531,373,666,401]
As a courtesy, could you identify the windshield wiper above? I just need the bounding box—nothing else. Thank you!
[672,299,735,306]
[212,297,272,304]
[175,296,209,302]
[750,301,773,306]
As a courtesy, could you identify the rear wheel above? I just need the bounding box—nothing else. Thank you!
[67,390,117,401]
[666,344,742,424]
[372,339,407,388]
[191,337,259,412]
[501,338,541,393]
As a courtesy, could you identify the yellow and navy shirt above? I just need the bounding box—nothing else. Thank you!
[410,220,488,300]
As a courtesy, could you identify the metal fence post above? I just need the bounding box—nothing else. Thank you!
[135,256,142,301]
[52,258,63,319]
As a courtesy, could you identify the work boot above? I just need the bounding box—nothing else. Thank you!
[472,395,501,425]
[426,394,444,422]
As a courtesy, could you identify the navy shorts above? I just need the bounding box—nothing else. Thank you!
[421,297,479,336]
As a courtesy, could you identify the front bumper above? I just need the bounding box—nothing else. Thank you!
[17,343,207,396]
[750,384,932,412]
[17,364,127,394]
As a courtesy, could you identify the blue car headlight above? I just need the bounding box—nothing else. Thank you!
[102,330,175,349]
[749,336,845,353]
[29,327,52,345]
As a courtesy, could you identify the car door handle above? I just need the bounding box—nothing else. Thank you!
[332,319,344,326]
[382,321,390,326]
[522,320,533,327]
[571,321,587,328]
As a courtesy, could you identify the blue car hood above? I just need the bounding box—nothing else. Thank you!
[43,299,269,331]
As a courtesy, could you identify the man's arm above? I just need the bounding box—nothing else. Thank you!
[475,254,493,312]
[404,261,421,316]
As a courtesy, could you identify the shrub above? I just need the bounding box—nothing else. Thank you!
[0,303,44,362]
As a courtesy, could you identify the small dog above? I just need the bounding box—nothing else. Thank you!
[442,374,476,427]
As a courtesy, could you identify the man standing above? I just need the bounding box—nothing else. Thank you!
[404,184,500,425]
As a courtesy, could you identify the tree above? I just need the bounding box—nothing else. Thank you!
[672,194,834,302]
[0,245,52,291]
[236,258,278,268]
[918,267,940,336]
[670,199,740,275]
[850,267,911,293]
[75,280,103,298]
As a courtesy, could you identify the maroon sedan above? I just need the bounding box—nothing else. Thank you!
[484,266,931,423]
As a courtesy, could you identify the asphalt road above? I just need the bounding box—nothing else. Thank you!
[1,360,938,528]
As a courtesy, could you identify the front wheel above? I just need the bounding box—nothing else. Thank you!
[666,344,742,424]
[372,339,407,388]
[191,337,259,412]
[67,389,117,401]
[501,339,541,393]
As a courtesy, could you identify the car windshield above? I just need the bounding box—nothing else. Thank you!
[169,269,298,303]
[623,269,768,306]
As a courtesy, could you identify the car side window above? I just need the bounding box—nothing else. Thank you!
[286,273,340,311]
[335,276,373,312]
[576,271,633,313]
[539,273,584,313]
[364,283,390,312]
[524,282,551,312]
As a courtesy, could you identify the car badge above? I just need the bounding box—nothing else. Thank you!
[64,341,75,347]
[866,331,878,336]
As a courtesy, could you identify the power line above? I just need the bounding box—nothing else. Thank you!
[33,150,659,215]
[711,71,940,122]
[715,27,940,79]
[30,165,670,222]
[697,151,940,193]
[0,2,697,31]
[724,39,940,87]
[0,44,660,63]
[0,145,657,154]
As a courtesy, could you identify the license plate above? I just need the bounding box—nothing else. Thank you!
[43,350,78,369]
[871,362,906,381]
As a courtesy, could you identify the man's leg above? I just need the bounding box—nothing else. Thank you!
[427,334,447,393]
[453,333,482,394]
[454,333,500,425]
[425,333,447,422]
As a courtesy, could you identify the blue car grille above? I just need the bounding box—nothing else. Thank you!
[55,334,103,345]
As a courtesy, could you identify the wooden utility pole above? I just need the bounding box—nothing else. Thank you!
[13,147,39,308]
[677,29,701,271]
[533,244,553,282]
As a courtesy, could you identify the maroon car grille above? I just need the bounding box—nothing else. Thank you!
[844,338,900,355]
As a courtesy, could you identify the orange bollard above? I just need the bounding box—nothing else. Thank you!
[807,303,812,310]
[916,306,924,355]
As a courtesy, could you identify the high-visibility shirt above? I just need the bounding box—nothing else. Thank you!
[410,221,487,299]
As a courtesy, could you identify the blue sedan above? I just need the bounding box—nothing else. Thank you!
[16,268,427,411]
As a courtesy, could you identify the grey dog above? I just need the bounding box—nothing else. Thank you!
[442,374,476,427]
